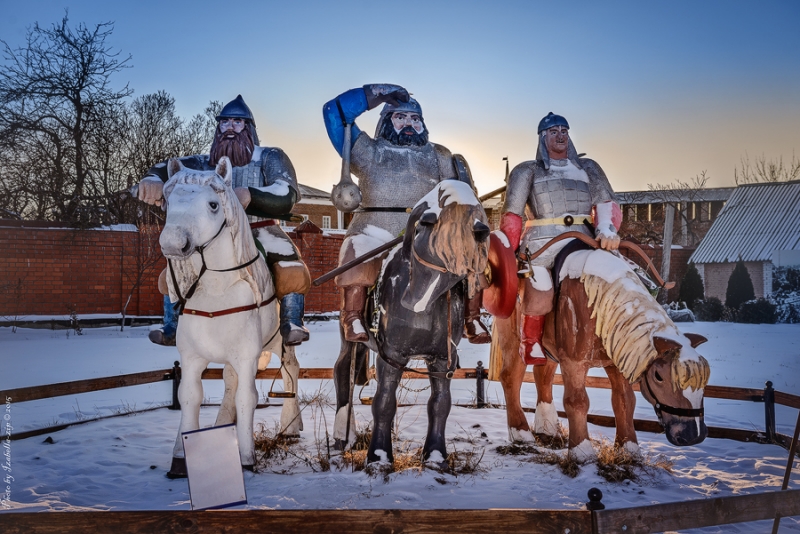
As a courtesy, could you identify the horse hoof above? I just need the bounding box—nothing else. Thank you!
[166,457,187,479]
[364,461,392,477]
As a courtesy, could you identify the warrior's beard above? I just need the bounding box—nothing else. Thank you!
[209,126,255,167]
[378,116,429,147]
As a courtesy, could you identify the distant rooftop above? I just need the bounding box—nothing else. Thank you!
[616,187,736,204]
[690,180,800,264]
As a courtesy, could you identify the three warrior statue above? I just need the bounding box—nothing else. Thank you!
[137,87,621,368]
[138,87,704,472]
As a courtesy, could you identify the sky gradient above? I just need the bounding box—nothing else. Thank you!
[2,0,799,196]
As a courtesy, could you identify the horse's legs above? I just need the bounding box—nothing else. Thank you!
[533,359,560,436]
[605,365,639,454]
[560,358,595,462]
[367,354,403,465]
[230,356,259,468]
[215,364,237,426]
[423,358,452,467]
[495,313,533,442]
[333,334,367,448]
[279,343,303,436]
[172,355,209,460]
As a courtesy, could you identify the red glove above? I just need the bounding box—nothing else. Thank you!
[500,212,523,252]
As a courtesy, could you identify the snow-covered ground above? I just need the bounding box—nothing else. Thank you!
[1,319,799,532]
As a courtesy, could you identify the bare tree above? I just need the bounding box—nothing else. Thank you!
[734,153,800,185]
[120,222,164,331]
[0,13,133,224]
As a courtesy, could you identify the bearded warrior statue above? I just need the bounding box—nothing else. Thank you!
[501,112,622,365]
[137,95,311,346]
[322,84,490,344]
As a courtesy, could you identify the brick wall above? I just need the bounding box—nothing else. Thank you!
[291,203,341,230]
[0,220,345,318]
[288,222,344,313]
[699,261,766,302]
[0,223,165,317]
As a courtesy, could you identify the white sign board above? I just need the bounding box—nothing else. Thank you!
[182,424,247,510]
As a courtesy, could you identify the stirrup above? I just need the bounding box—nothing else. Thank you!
[268,355,296,399]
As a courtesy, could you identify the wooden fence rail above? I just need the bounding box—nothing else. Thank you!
[2,489,799,534]
[4,366,799,408]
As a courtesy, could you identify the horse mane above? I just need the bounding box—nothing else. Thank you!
[164,168,272,305]
[424,187,489,298]
[582,266,709,390]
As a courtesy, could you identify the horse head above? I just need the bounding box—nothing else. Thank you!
[639,333,710,446]
[160,157,237,260]
[400,180,490,313]
[159,156,270,305]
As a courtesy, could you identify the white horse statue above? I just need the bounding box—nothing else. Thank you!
[159,156,302,478]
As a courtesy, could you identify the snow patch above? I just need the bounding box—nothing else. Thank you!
[569,439,596,463]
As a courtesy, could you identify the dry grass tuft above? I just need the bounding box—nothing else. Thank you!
[594,438,673,483]
[252,422,302,472]
[495,432,673,482]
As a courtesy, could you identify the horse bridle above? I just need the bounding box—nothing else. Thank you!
[167,218,267,316]
[641,373,704,422]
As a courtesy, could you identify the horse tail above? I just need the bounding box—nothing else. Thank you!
[488,307,518,382]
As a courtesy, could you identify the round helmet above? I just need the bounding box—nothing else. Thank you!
[216,95,256,125]
[379,97,423,121]
[537,112,569,134]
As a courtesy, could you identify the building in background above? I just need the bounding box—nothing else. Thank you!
[689,180,800,300]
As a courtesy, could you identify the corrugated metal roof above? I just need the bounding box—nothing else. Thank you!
[616,187,735,204]
[689,181,800,264]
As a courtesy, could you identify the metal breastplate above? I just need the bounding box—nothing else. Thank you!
[525,160,594,242]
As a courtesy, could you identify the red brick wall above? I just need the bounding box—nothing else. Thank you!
[0,220,346,318]
[288,222,344,313]
[0,223,165,317]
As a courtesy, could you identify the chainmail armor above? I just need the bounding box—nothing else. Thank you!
[347,134,455,238]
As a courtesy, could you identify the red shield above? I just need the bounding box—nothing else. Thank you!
[483,231,518,319]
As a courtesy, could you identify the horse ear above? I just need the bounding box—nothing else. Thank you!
[473,220,490,242]
[683,333,708,348]
[419,211,438,226]
[652,335,681,355]
[215,156,233,186]
[166,158,184,179]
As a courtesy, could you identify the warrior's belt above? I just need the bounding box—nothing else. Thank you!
[525,214,592,228]
[356,207,412,213]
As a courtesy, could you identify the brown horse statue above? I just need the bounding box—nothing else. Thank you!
[490,248,710,462]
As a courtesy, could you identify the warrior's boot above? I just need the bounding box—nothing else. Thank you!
[280,293,310,346]
[464,292,491,344]
[520,314,547,366]
[341,286,369,343]
[149,295,177,346]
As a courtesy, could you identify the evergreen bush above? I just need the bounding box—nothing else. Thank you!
[695,297,724,322]
[678,263,704,310]
[725,259,755,310]
[738,298,778,324]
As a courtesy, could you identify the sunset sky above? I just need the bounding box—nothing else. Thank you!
[2,0,798,196]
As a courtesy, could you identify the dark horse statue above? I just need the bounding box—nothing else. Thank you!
[333,180,490,467]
